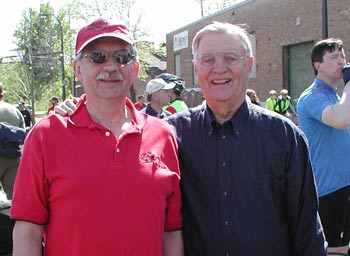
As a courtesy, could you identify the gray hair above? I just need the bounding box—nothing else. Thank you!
[192,22,253,59]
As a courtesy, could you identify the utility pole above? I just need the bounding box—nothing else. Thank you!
[40,13,66,100]
[322,0,328,38]
[28,8,36,125]
[54,15,66,100]
[200,0,204,17]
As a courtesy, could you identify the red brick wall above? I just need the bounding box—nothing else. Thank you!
[166,0,350,102]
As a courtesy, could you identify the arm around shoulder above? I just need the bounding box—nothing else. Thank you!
[162,230,184,256]
[12,220,44,256]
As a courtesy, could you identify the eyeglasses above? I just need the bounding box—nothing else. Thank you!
[82,50,135,65]
[196,51,247,67]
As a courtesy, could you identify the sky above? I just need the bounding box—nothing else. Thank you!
[0,0,203,57]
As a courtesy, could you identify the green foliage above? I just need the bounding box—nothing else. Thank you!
[2,3,76,111]
[0,0,166,113]
[0,63,29,104]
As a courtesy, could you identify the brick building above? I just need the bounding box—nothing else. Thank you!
[165,0,350,105]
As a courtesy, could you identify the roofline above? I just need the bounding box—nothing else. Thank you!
[166,0,254,36]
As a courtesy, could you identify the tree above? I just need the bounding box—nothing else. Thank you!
[194,0,240,17]
[13,3,75,106]
[69,0,147,39]
[1,0,162,110]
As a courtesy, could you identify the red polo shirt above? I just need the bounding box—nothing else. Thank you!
[11,95,182,256]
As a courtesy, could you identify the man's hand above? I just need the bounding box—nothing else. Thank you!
[54,99,77,116]
[343,63,350,84]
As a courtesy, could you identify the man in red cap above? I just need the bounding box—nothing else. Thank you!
[11,18,183,256]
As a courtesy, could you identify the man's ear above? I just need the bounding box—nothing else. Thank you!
[192,59,198,77]
[313,61,321,73]
[247,56,254,75]
[73,59,83,83]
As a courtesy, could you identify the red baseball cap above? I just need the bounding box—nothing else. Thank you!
[75,18,134,55]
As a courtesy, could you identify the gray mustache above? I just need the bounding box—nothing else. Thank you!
[96,72,123,80]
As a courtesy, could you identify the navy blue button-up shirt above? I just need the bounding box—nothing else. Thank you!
[167,101,326,256]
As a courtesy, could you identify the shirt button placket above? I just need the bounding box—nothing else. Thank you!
[219,126,232,255]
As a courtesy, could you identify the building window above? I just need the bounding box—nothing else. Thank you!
[173,31,189,51]
[249,33,257,80]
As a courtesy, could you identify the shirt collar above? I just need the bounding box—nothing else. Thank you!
[68,94,147,131]
[314,78,337,94]
[203,100,250,136]
[145,104,158,117]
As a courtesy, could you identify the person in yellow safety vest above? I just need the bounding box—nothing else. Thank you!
[157,73,189,114]
[265,90,277,111]
[275,89,297,117]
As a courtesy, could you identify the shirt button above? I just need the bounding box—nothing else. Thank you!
[224,220,229,226]
[222,162,226,168]
[221,134,226,140]
[105,131,111,136]
[116,148,120,153]
[222,191,228,197]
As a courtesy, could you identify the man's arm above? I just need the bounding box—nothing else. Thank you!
[162,230,184,256]
[322,81,350,130]
[13,220,44,256]
[286,129,327,255]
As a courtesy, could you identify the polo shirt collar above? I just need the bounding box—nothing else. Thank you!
[314,78,337,94]
[68,94,147,131]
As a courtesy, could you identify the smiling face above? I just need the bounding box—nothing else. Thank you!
[193,32,254,111]
[73,37,139,103]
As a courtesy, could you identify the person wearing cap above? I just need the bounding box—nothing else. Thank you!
[298,38,350,255]
[157,73,189,114]
[265,89,277,111]
[52,22,326,255]
[11,18,183,256]
[275,88,297,117]
[141,78,175,118]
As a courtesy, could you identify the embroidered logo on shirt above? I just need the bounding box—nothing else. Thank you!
[140,152,165,168]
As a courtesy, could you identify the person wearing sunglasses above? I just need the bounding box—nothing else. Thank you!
[10,18,183,256]
[51,22,327,255]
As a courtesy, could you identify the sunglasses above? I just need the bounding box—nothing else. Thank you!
[82,50,135,65]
